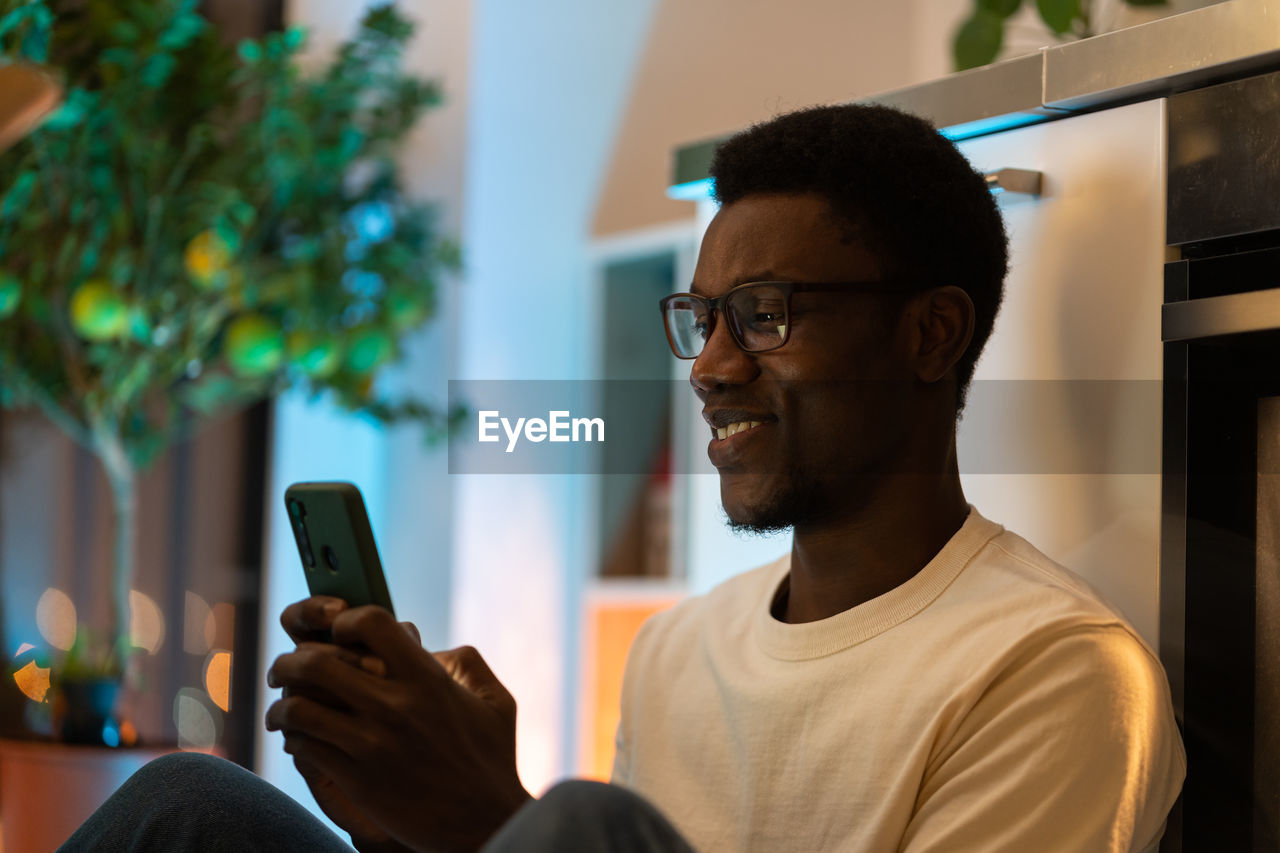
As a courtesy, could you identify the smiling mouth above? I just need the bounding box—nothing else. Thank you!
[714,420,765,440]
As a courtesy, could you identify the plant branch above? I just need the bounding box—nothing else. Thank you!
[0,361,93,448]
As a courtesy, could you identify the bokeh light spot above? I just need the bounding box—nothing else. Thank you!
[204,651,232,712]
[129,590,165,654]
[36,588,76,651]
[14,660,51,703]
[184,592,212,655]
[14,642,34,656]
[174,687,219,752]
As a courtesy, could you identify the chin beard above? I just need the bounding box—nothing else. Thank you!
[723,467,831,535]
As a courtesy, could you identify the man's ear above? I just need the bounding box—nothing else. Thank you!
[908,286,974,384]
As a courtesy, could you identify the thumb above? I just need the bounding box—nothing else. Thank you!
[434,645,515,713]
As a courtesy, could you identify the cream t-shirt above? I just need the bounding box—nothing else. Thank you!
[612,508,1185,852]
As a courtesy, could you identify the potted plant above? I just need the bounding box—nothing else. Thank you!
[953,0,1171,70]
[0,0,457,745]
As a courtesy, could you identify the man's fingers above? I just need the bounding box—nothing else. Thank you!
[331,606,440,679]
[286,732,359,786]
[280,596,348,642]
[434,645,515,713]
[269,644,387,708]
[266,694,372,760]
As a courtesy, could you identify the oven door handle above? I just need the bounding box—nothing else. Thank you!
[1163,287,1280,341]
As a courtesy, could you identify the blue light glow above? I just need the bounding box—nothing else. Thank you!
[939,112,1054,141]
[666,177,715,202]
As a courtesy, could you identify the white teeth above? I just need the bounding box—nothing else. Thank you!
[716,421,765,440]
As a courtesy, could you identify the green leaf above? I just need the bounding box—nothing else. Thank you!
[979,0,1022,17]
[953,10,1004,71]
[140,54,176,88]
[238,39,262,64]
[1,172,36,221]
[157,12,205,50]
[1036,0,1082,34]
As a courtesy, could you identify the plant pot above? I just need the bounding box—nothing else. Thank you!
[51,678,122,746]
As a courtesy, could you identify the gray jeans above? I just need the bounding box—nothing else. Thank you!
[59,752,695,852]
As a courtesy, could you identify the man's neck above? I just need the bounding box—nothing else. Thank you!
[780,475,970,624]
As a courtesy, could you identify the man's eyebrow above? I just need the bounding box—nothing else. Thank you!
[689,271,778,296]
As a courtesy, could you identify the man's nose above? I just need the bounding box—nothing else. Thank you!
[690,318,758,392]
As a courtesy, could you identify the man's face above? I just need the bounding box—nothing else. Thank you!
[688,192,915,532]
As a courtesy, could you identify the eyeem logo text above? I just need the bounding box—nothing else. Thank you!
[478,410,605,453]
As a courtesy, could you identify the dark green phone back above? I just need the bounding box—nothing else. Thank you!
[284,481,395,615]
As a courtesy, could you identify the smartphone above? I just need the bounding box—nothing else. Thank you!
[284,481,395,616]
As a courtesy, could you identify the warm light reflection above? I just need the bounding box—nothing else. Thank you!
[204,650,232,712]
[174,687,218,751]
[13,660,50,703]
[205,602,235,650]
[184,591,212,654]
[36,588,76,651]
[129,589,165,654]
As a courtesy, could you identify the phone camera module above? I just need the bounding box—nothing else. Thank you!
[322,545,340,574]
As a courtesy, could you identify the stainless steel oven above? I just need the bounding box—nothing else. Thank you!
[1162,70,1280,851]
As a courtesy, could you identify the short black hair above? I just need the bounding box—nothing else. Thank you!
[709,103,1008,414]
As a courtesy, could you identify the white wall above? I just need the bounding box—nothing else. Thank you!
[453,0,658,794]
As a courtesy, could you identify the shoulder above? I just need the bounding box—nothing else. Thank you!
[944,523,1146,646]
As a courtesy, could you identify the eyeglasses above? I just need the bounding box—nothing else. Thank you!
[658,280,904,360]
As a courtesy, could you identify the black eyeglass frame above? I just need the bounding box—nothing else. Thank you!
[658,279,908,360]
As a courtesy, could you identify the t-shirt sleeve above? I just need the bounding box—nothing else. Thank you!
[901,626,1186,853]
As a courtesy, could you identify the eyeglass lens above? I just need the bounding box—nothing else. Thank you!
[662,283,789,359]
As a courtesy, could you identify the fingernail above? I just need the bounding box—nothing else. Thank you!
[267,670,279,688]
[323,600,344,618]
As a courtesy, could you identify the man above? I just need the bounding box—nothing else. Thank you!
[64,103,1184,852]
[613,104,1185,850]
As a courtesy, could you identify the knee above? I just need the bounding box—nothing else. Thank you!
[539,780,643,818]
[127,751,240,796]
[112,750,260,821]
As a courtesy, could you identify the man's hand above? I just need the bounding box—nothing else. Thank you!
[267,601,533,852]
[275,597,410,851]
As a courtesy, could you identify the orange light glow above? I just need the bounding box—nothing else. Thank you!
[14,659,51,703]
[36,587,76,651]
[580,596,679,781]
[204,650,232,712]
